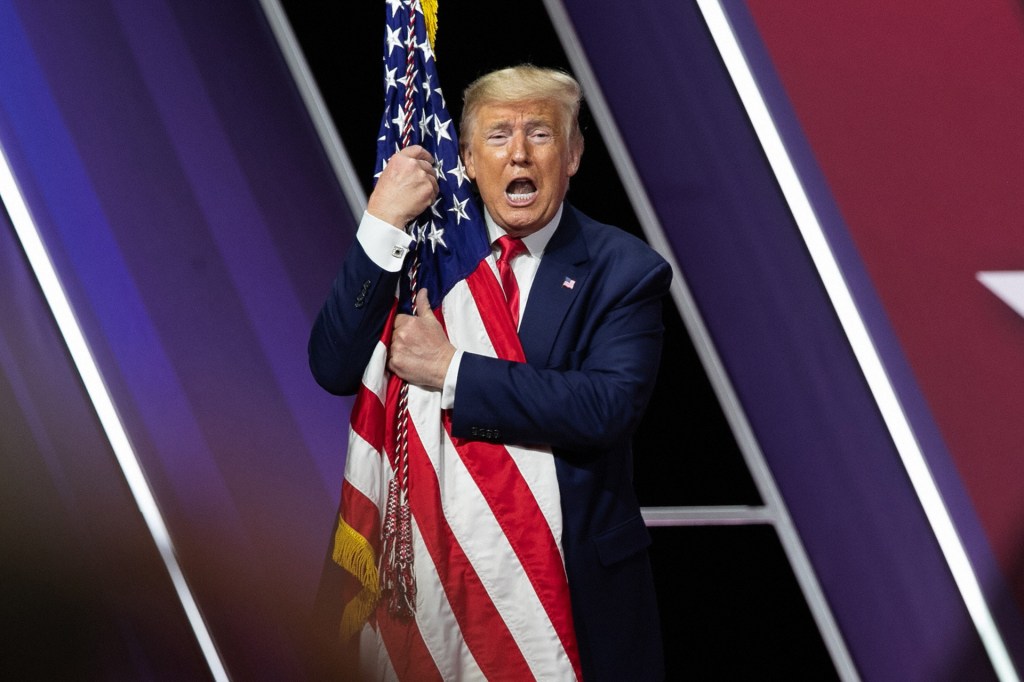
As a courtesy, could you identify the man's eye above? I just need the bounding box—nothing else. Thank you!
[531,131,552,142]
[487,133,509,143]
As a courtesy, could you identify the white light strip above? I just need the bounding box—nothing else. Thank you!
[642,505,773,526]
[0,143,229,681]
[258,0,368,221]
[695,2,1018,680]
[541,3,858,679]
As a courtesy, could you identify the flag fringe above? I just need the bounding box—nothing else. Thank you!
[422,0,438,51]
[340,586,380,642]
[332,514,380,638]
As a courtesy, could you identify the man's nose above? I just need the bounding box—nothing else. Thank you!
[510,133,529,164]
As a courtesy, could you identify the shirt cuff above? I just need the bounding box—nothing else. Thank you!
[440,349,463,410]
[357,211,413,272]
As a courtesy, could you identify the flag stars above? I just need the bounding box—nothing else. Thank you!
[433,115,452,143]
[448,158,469,188]
[433,156,446,181]
[427,222,448,251]
[448,196,470,225]
[430,196,444,219]
[384,65,398,92]
[386,0,403,16]
[418,114,433,142]
[385,25,403,57]
[392,109,409,134]
[418,37,435,63]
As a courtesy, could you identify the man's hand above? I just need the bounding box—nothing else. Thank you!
[389,289,455,389]
[367,145,439,228]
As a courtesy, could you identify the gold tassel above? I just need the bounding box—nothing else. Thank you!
[332,516,381,640]
[340,586,380,641]
[422,0,438,53]
[332,515,380,594]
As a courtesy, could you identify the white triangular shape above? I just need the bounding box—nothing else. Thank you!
[977,271,1024,319]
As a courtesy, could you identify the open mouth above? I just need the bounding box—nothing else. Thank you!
[505,179,537,205]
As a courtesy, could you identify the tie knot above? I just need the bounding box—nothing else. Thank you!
[496,235,527,264]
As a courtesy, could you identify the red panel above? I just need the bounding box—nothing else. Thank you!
[746,0,1024,602]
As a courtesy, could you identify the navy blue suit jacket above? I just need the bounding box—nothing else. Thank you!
[310,204,670,680]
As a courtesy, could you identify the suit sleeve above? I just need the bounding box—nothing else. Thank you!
[307,242,401,396]
[450,255,672,456]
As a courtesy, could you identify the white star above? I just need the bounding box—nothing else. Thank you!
[448,196,470,225]
[414,221,427,244]
[385,25,403,57]
[978,271,1024,319]
[427,222,448,251]
[430,197,444,219]
[386,0,403,16]
[418,114,432,141]
[434,86,447,109]
[384,65,398,92]
[447,157,468,187]
[392,108,408,134]
[421,73,433,100]
[433,156,446,180]
[418,37,434,63]
[433,114,452,143]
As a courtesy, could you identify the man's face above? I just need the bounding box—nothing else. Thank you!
[462,100,581,238]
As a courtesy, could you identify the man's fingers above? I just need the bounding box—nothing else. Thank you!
[402,144,434,163]
[366,146,439,227]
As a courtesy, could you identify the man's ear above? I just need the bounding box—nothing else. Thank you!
[567,143,582,178]
[462,147,476,180]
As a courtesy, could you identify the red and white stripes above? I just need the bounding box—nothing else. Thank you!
[339,261,581,680]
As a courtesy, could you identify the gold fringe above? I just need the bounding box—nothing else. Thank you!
[333,515,380,591]
[340,586,380,641]
[422,0,438,53]
[333,516,380,639]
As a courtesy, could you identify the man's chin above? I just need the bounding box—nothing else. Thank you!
[494,208,552,237]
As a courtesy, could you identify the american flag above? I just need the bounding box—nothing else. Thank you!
[330,1,582,679]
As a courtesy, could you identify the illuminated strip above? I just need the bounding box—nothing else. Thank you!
[258,0,368,220]
[642,506,773,526]
[0,143,229,681]
[695,2,1019,680]
[541,1,858,679]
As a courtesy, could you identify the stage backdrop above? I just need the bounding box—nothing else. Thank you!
[4,0,1024,679]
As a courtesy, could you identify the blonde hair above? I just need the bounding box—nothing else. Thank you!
[460,65,584,151]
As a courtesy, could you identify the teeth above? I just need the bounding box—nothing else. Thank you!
[506,190,537,204]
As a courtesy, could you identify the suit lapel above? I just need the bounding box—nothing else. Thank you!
[519,205,590,366]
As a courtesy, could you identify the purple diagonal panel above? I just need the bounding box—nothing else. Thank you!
[1,0,358,676]
[559,0,1005,678]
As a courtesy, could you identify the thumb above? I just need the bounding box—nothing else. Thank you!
[414,288,434,317]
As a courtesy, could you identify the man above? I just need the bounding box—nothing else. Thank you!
[310,65,669,680]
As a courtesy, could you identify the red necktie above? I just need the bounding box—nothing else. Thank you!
[496,235,527,327]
